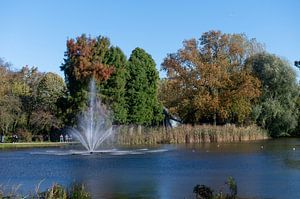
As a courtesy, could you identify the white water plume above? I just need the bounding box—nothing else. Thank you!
[69,79,113,152]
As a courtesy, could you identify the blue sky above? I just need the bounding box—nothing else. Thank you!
[0,0,299,77]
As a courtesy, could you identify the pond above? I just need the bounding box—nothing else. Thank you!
[1,138,300,199]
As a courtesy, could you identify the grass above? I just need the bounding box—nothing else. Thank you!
[0,142,69,149]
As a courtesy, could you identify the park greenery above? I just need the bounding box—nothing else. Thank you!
[0,30,299,142]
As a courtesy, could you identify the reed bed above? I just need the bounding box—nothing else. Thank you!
[115,124,269,145]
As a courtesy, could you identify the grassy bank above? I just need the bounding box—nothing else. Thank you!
[116,124,269,145]
[0,142,69,149]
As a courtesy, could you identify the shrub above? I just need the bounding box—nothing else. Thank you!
[193,184,213,199]
[193,177,238,199]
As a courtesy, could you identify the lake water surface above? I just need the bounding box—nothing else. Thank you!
[1,138,300,199]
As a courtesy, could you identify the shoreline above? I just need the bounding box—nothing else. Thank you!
[0,142,70,149]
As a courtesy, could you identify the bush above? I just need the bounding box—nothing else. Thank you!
[38,183,91,199]
[193,177,238,199]
[193,184,213,199]
[16,129,32,142]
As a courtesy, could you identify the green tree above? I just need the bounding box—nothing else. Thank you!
[32,72,66,137]
[126,48,163,125]
[0,62,36,138]
[245,53,299,137]
[0,95,21,136]
[16,66,43,130]
[101,47,128,124]
[293,95,300,136]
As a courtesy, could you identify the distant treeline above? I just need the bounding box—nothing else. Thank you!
[0,30,299,141]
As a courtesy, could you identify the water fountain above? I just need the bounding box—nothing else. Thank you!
[69,79,113,153]
[31,79,167,156]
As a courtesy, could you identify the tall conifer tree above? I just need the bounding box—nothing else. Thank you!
[126,48,163,125]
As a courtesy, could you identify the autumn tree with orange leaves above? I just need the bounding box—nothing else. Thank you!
[60,35,117,124]
[161,30,264,125]
[61,35,114,94]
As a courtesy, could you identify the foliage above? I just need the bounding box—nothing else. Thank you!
[1,30,300,140]
[16,66,44,135]
[245,53,299,137]
[68,183,91,199]
[293,96,300,136]
[101,47,128,124]
[0,61,22,136]
[61,34,114,93]
[193,177,238,199]
[60,35,114,124]
[161,30,262,125]
[0,58,65,140]
[61,35,131,125]
[32,72,66,136]
[226,177,237,199]
[193,184,213,199]
[126,48,163,125]
[37,72,66,112]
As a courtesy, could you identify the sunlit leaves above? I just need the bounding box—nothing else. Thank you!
[161,30,262,124]
[61,34,114,94]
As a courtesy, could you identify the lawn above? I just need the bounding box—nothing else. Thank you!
[0,142,69,149]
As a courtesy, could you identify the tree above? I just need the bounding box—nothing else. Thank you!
[293,95,300,136]
[37,72,66,111]
[161,30,262,125]
[32,72,66,137]
[245,53,299,137]
[0,62,36,137]
[101,47,128,124]
[16,66,43,130]
[60,35,115,123]
[0,94,21,136]
[61,35,114,93]
[126,48,163,125]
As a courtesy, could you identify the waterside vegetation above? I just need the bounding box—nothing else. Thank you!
[0,183,91,199]
[116,124,268,145]
[0,177,243,199]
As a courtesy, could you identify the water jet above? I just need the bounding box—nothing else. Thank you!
[69,79,114,153]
